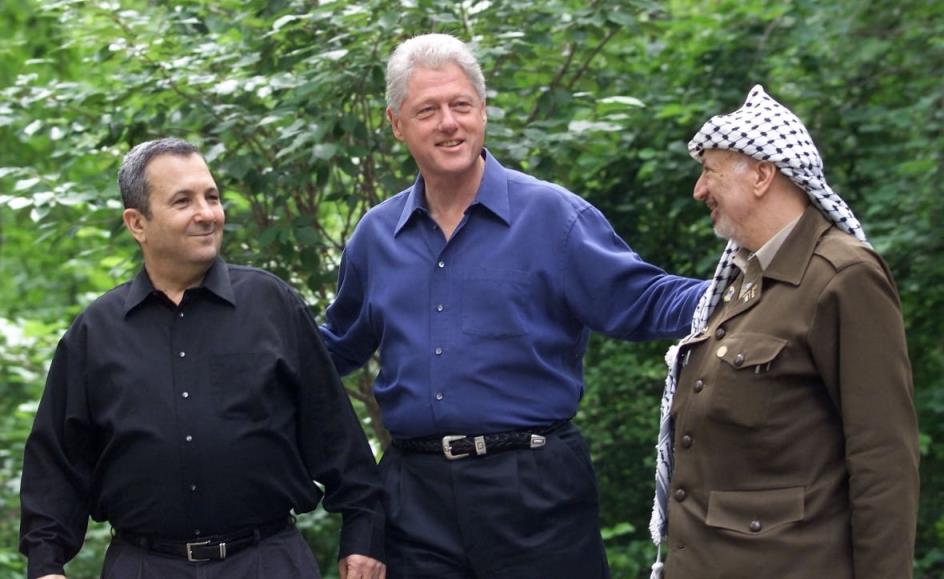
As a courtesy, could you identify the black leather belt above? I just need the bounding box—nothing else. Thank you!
[114,517,291,562]
[393,420,569,460]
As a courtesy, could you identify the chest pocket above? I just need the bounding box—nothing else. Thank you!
[460,267,531,338]
[709,333,787,428]
[210,353,275,422]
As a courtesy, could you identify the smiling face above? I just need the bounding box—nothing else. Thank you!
[693,149,757,247]
[124,153,224,273]
[387,62,487,187]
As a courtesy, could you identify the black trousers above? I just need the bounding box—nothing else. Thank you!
[100,526,321,579]
[380,422,610,579]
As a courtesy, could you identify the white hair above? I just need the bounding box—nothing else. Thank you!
[385,33,486,114]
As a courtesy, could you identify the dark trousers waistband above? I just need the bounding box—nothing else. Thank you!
[114,517,292,562]
[392,420,570,460]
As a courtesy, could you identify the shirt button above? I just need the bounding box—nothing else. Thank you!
[179,312,185,318]
[181,392,189,399]
[674,489,687,502]
[437,260,445,268]
[179,351,186,358]
[750,520,762,532]
[436,304,445,312]
[435,392,444,401]
[734,353,745,367]
[190,484,197,492]
[434,347,444,356]
[715,327,725,339]
[194,529,201,536]
[185,435,193,442]
[681,434,693,448]
[693,379,705,393]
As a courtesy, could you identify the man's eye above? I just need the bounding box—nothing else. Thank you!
[453,103,472,112]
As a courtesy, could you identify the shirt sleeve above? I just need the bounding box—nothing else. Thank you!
[810,259,919,579]
[320,244,378,376]
[561,204,708,340]
[19,324,95,579]
[293,298,385,562]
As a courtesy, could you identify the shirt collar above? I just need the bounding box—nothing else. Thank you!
[732,213,803,275]
[122,257,236,316]
[393,148,511,236]
[755,214,802,270]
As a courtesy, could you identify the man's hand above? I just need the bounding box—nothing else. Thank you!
[338,554,385,579]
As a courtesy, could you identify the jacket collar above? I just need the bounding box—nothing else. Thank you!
[763,205,833,286]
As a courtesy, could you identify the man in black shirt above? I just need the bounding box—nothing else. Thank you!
[19,138,386,579]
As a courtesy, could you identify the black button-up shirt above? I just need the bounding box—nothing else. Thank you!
[19,259,383,578]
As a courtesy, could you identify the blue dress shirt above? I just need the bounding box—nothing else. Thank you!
[321,151,708,439]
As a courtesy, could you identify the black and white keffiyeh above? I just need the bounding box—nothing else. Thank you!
[648,85,868,578]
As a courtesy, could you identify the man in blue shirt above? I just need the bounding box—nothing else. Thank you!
[321,33,707,579]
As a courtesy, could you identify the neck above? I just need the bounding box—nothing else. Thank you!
[144,257,211,305]
[422,155,485,238]
[741,186,810,252]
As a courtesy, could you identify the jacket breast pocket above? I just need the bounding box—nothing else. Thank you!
[210,353,275,422]
[708,333,787,428]
[706,486,805,535]
[460,267,531,338]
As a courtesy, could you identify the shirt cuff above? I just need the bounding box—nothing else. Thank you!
[27,543,66,579]
[338,510,385,563]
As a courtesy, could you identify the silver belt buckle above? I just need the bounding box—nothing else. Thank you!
[442,435,470,460]
[186,539,226,562]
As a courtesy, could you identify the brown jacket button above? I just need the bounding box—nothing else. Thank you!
[749,520,762,532]
[715,327,726,339]
[674,489,687,501]
[681,434,693,448]
[693,379,705,393]
[734,353,745,367]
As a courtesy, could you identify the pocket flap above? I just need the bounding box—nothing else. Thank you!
[716,333,787,369]
[706,486,805,535]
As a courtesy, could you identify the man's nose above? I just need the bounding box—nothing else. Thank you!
[438,106,458,131]
[693,174,707,201]
[192,197,213,220]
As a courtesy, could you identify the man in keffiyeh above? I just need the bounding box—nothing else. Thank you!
[648,85,919,579]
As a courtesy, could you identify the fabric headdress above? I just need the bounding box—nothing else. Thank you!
[647,85,868,579]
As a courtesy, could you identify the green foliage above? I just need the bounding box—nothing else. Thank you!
[1,0,942,577]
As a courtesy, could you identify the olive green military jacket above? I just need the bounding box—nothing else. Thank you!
[664,206,919,579]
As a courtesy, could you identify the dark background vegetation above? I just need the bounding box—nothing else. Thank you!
[1,1,940,577]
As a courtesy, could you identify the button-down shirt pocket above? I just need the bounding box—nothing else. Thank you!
[709,333,788,428]
[210,353,274,422]
[460,267,531,338]
[705,486,805,535]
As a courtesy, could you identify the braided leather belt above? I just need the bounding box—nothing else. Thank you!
[393,420,569,460]
[115,517,291,562]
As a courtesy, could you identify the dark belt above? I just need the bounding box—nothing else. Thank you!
[393,420,569,460]
[114,517,292,562]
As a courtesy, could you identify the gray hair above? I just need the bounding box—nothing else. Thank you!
[118,137,201,216]
[385,33,486,114]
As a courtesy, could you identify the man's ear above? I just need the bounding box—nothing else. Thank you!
[387,107,404,141]
[123,208,147,244]
[753,161,778,197]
